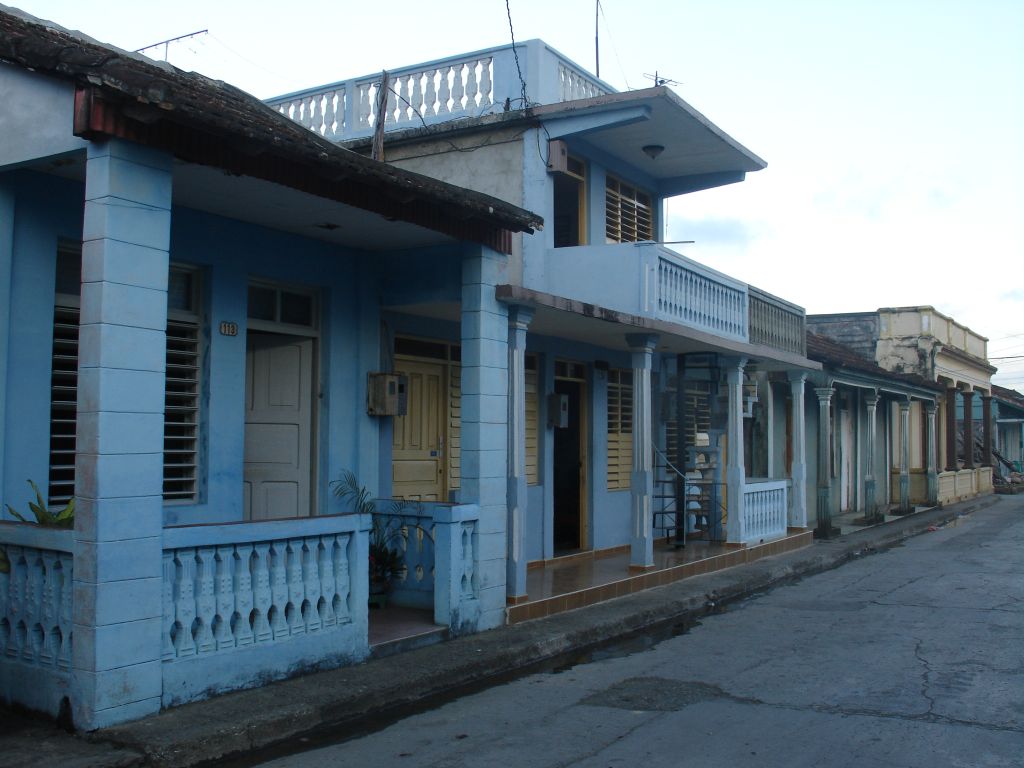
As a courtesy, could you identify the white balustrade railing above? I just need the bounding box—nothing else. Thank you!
[656,255,748,340]
[267,41,614,142]
[162,518,358,662]
[742,481,789,543]
[558,62,607,101]
[749,287,806,356]
[0,527,73,672]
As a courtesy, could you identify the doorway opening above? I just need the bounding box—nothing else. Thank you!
[553,361,588,554]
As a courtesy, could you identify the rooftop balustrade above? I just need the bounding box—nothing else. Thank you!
[265,40,613,142]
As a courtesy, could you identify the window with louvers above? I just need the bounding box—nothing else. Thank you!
[605,176,653,243]
[607,369,634,490]
[525,355,539,485]
[46,247,203,505]
[163,268,201,501]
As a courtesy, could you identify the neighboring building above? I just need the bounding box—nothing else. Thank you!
[0,9,539,728]
[809,307,997,504]
[270,40,820,608]
[992,385,1024,473]
[805,332,944,533]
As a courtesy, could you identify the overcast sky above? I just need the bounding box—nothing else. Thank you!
[12,0,1024,388]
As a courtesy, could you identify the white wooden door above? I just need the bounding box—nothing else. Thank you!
[244,332,313,520]
[392,359,446,501]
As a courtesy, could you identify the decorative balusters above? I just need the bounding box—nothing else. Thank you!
[161,534,354,662]
[742,483,788,542]
[213,546,235,649]
[748,288,806,355]
[656,256,747,339]
[437,65,452,116]
[459,522,476,598]
[451,63,466,114]
[423,70,438,117]
[558,63,609,102]
[232,544,255,647]
[0,544,73,669]
[478,61,492,108]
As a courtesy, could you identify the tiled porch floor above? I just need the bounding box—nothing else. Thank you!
[509,529,813,624]
[368,605,444,657]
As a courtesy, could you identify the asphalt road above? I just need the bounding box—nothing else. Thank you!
[256,499,1024,768]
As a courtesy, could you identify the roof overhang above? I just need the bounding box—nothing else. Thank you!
[534,87,766,197]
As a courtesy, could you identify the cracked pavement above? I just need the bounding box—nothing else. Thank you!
[257,499,1024,768]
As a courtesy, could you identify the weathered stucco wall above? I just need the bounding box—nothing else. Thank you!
[806,314,879,361]
[0,65,87,167]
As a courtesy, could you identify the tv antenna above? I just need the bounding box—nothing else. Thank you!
[643,71,681,88]
[135,29,208,61]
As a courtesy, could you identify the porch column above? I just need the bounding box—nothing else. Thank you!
[460,246,509,631]
[788,372,807,528]
[962,389,975,469]
[627,334,658,569]
[863,391,880,521]
[945,386,958,471]
[924,400,938,505]
[982,394,993,467]
[898,398,911,513]
[506,304,533,602]
[814,386,838,538]
[73,139,172,729]
[725,358,748,544]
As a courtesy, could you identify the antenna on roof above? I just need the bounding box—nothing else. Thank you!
[642,71,680,88]
[595,0,600,79]
[135,29,208,61]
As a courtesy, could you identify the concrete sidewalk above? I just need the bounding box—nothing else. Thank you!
[0,494,1005,768]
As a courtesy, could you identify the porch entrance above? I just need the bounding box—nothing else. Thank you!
[392,358,448,501]
[243,331,315,520]
[840,406,854,512]
[553,361,588,553]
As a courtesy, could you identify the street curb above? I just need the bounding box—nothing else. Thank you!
[89,494,1003,767]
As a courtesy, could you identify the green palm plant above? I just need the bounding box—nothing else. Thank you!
[5,480,75,528]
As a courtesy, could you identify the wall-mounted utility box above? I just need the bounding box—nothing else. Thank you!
[548,393,569,428]
[547,139,570,174]
[367,373,407,416]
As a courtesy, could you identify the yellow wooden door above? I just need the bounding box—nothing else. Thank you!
[392,359,446,501]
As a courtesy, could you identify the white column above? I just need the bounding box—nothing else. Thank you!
[924,400,938,505]
[864,391,879,520]
[725,358,748,544]
[73,139,172,728]
[627,334,658,569]
[788,372,807,528]
[506,304,533,601]
[814,386,837,538]
[898,398,911,513]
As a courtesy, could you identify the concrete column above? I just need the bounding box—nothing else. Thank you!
[626,334,658,569]
[924,400,938,505]
[945,386,958,471]
[460,245,509,631]
[981,395,993,467]
[863,391,879,521]
[788,372,807,528]
[0,182,13,506]
[898,398,912,513]
[962,389,975,469]
[505,304,533,602]
[814,386,838,539]
[725,358,748,544]
[73,139,172,729]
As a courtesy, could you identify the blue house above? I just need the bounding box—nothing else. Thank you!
[269,40,821,620]
[0,9,540,729]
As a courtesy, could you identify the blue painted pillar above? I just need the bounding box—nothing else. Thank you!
[725,358,748,544]
[72,139,172,729]
[814,386,837,538]
[0,181,13,510]
[898,398,912,513]
[626,334,658,570]
[788,372,808,528]
[925,400,938,505]
[460,246,509,631]
[863,390,880,520]
[506,304,533,602]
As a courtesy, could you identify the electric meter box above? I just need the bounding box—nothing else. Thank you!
[367,373,407,416]
[548,393,569,428]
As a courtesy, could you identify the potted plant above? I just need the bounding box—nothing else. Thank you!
[1,480,75,574]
